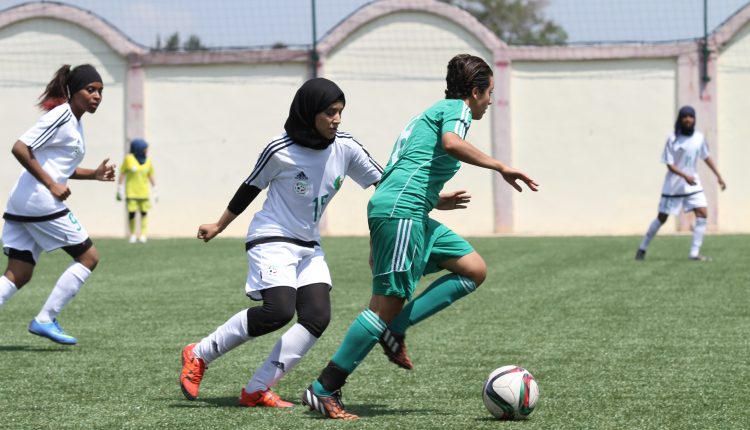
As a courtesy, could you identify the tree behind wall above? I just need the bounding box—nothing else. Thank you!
[164,32,180,51]
[444,0,567,45]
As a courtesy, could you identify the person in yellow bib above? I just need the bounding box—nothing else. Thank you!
[117,139,156,243]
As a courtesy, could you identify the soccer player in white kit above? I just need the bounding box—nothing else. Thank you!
[636,106,726,261]
[179,78,383,407]
[0,64,116,344]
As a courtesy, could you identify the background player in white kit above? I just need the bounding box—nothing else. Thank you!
[636,106,726,261]
[179,78,384,407]
[0,64,115,345]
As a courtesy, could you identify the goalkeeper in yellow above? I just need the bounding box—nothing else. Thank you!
[117,139,156,243]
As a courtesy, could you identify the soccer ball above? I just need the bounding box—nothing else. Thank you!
[482,365,539,420]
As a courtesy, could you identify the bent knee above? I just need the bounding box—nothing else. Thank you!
[468,267,487,287]
[464,255,487,287]
[265,307,296,328]
[298,311,330,338]
[77,254,99,271]
[7,273,32,288]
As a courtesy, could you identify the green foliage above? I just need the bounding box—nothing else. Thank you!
[164,32,180,51]
[445,0,568,45]
[184,35,206,52]
[1,236,748,429]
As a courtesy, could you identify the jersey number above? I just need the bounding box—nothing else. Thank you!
[312,194,329,222]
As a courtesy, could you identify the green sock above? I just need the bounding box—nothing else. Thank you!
[388,274,476,334]
[330,309,387,373]
[312,380,330,396]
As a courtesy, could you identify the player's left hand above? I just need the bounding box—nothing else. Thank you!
[718,178,727,191]
[95,158,116,181]
[436,190,471,210]
[197,223,221,242]
[500,167,539,192]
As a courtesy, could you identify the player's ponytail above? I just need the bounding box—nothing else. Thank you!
[37,64,72,111]
[445,54,492,100]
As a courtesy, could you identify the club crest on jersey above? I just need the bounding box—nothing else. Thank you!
[333,175,344,191]
[71,140,84,158]
[266,265,278,276]
[294,171,309,195]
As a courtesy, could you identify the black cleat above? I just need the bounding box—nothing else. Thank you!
[302,385,358,420]
[635,249,646,261]
[379,328,413,370]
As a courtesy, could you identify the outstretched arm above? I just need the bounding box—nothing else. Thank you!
[11,140,71,201]
[442,132,538,192]
[703,157,726,190]
[197,182,261,242]
[197,209,238,242]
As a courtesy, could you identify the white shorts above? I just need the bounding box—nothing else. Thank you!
[245,241,332,301]
[2,211,89,263]
[658,191,708,215]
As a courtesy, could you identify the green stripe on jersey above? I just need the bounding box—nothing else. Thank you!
[368,99,472,220]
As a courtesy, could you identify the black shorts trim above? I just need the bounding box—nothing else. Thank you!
[5,248,36,265]
[245,236,319,252]
[62,238,93,259]
[661,190,702,198]
[3,209,70,222]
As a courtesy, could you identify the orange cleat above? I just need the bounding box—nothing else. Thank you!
[379,328,413,370]
[302,385,359,420]
[239,388,294,408]
[180,343,206,400]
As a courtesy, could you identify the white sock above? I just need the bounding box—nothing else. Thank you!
[639,218,663,251]
[245,323,318,393]
[35,263,91,323]
[0,276,18,307]
[690,217,707,258]
[194,310,252,365]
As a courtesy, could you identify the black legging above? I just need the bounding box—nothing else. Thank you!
[246,283,331,338]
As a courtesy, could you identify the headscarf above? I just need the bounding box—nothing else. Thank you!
[67,64,102,96]
[675,105,696,137]
[130,138,148,164]
[284,78,345,150]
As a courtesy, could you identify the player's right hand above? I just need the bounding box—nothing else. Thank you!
[197,223,220,242]
[684,175,697,186]
[500,167,539,192]
[49,182,71,201]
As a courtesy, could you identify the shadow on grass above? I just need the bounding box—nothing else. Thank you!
[169,396,238,408]
[474,416,531,423]
[300,402,447,419]
[0,344,73,352]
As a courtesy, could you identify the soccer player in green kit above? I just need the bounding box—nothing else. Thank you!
[302,54,539,419]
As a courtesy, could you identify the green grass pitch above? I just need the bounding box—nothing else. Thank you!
[1,235,748,429]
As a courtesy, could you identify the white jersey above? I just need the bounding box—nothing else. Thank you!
[660,131,709,196]
[244,131,383,243]
[4,104,85,217]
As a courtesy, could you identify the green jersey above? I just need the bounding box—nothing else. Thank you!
[368,99,472,220]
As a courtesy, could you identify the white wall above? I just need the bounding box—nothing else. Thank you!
[511,59,677,235]
[143,63,307,237]
[717,23,750,233]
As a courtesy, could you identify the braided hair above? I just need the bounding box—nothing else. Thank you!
[444,54,492,100]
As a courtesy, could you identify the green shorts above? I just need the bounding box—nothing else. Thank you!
[369,217,474,300]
